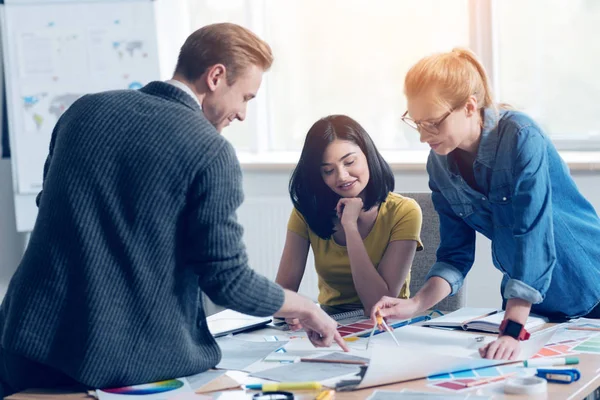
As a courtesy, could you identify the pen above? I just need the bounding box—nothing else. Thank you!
[246,382,322,391]
[361,315,430,338]
[462,310,500,325]
[566,327,600,332]
[315,389,335,400]
[300,357,368,365]
[524,357,579,368]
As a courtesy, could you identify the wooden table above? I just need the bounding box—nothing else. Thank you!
[8,326,600,400]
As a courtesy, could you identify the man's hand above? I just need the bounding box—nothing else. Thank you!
[300,307,349,351]
[275,290,349,351]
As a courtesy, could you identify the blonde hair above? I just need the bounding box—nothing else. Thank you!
[404,47,495,115]
[174,23,273,85]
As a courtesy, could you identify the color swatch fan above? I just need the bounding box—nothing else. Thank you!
[97,379,193,399]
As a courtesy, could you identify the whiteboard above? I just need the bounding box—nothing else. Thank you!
[0,0,160,231]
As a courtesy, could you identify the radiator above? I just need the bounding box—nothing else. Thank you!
[237,196,320,301]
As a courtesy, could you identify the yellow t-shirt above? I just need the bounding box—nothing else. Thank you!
[287,192,423,308]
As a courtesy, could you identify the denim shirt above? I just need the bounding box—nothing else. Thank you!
[426,109,600,318]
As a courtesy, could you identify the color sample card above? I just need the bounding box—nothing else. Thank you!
[427,366,524,392]
[337,319,375,338]
[428,365,520,381]
[531,342,580,358]
[572,335,600,354]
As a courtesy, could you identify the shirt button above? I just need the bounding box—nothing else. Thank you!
[459,213,463,216]
[502,197,507,201]
[481,197,486,201]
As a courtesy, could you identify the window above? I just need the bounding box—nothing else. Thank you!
[264,0,469,151]
[179,0,600,155]
[495,0,600,150]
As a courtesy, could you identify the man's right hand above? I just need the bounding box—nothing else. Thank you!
[300,307,349,351]
[275,290,349,351]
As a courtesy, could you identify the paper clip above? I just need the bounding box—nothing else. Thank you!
[536,368,581,384]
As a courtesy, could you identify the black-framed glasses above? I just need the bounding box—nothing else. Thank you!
[401,109,454,135]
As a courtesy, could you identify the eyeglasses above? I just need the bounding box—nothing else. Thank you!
[401,109,454,135]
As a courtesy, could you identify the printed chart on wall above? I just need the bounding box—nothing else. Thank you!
[1,0,160,195]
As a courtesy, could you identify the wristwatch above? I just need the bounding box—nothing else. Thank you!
[499,319,530,341]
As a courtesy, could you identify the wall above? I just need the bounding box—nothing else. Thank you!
[0,159,25,298]
[1,162,599,307]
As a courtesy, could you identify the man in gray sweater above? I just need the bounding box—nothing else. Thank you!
[0,23,346,396]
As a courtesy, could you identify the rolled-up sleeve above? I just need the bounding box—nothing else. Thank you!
[425,172,476,296]
[504,128,556,304]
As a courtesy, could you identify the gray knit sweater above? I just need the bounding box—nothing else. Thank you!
[0,82,284,388]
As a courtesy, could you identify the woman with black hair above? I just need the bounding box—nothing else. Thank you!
[275,115,423,328]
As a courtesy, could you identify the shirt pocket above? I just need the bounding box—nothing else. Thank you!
[489,185,514,228]
[440,187,474,219]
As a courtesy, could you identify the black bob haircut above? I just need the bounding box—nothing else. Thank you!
[289,115,395,239]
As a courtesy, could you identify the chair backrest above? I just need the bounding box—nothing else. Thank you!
[399,192,466,312]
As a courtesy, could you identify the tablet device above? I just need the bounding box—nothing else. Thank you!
[207,309,272,337]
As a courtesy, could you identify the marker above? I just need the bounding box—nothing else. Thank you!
[524,357,579,368]
[245,382,322,391]
[343,337,359,342]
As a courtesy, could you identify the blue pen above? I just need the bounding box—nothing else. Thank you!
[358,315,430,338]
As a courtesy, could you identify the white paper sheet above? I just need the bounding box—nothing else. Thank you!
[249,360,361,384]
[215,337,285,371]
[353,326,557,389]
[185,370,227,391]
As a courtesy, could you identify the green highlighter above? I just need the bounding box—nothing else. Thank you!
[523,356,579,368]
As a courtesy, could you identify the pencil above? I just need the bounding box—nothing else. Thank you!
[462,310,500,325]
[566,327,600,332]
[300,357,368,365]
[464,372,517,387]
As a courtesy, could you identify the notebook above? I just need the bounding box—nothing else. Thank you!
[421,307,548,333]
[207,309,271,337]
[331,308,366,321]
